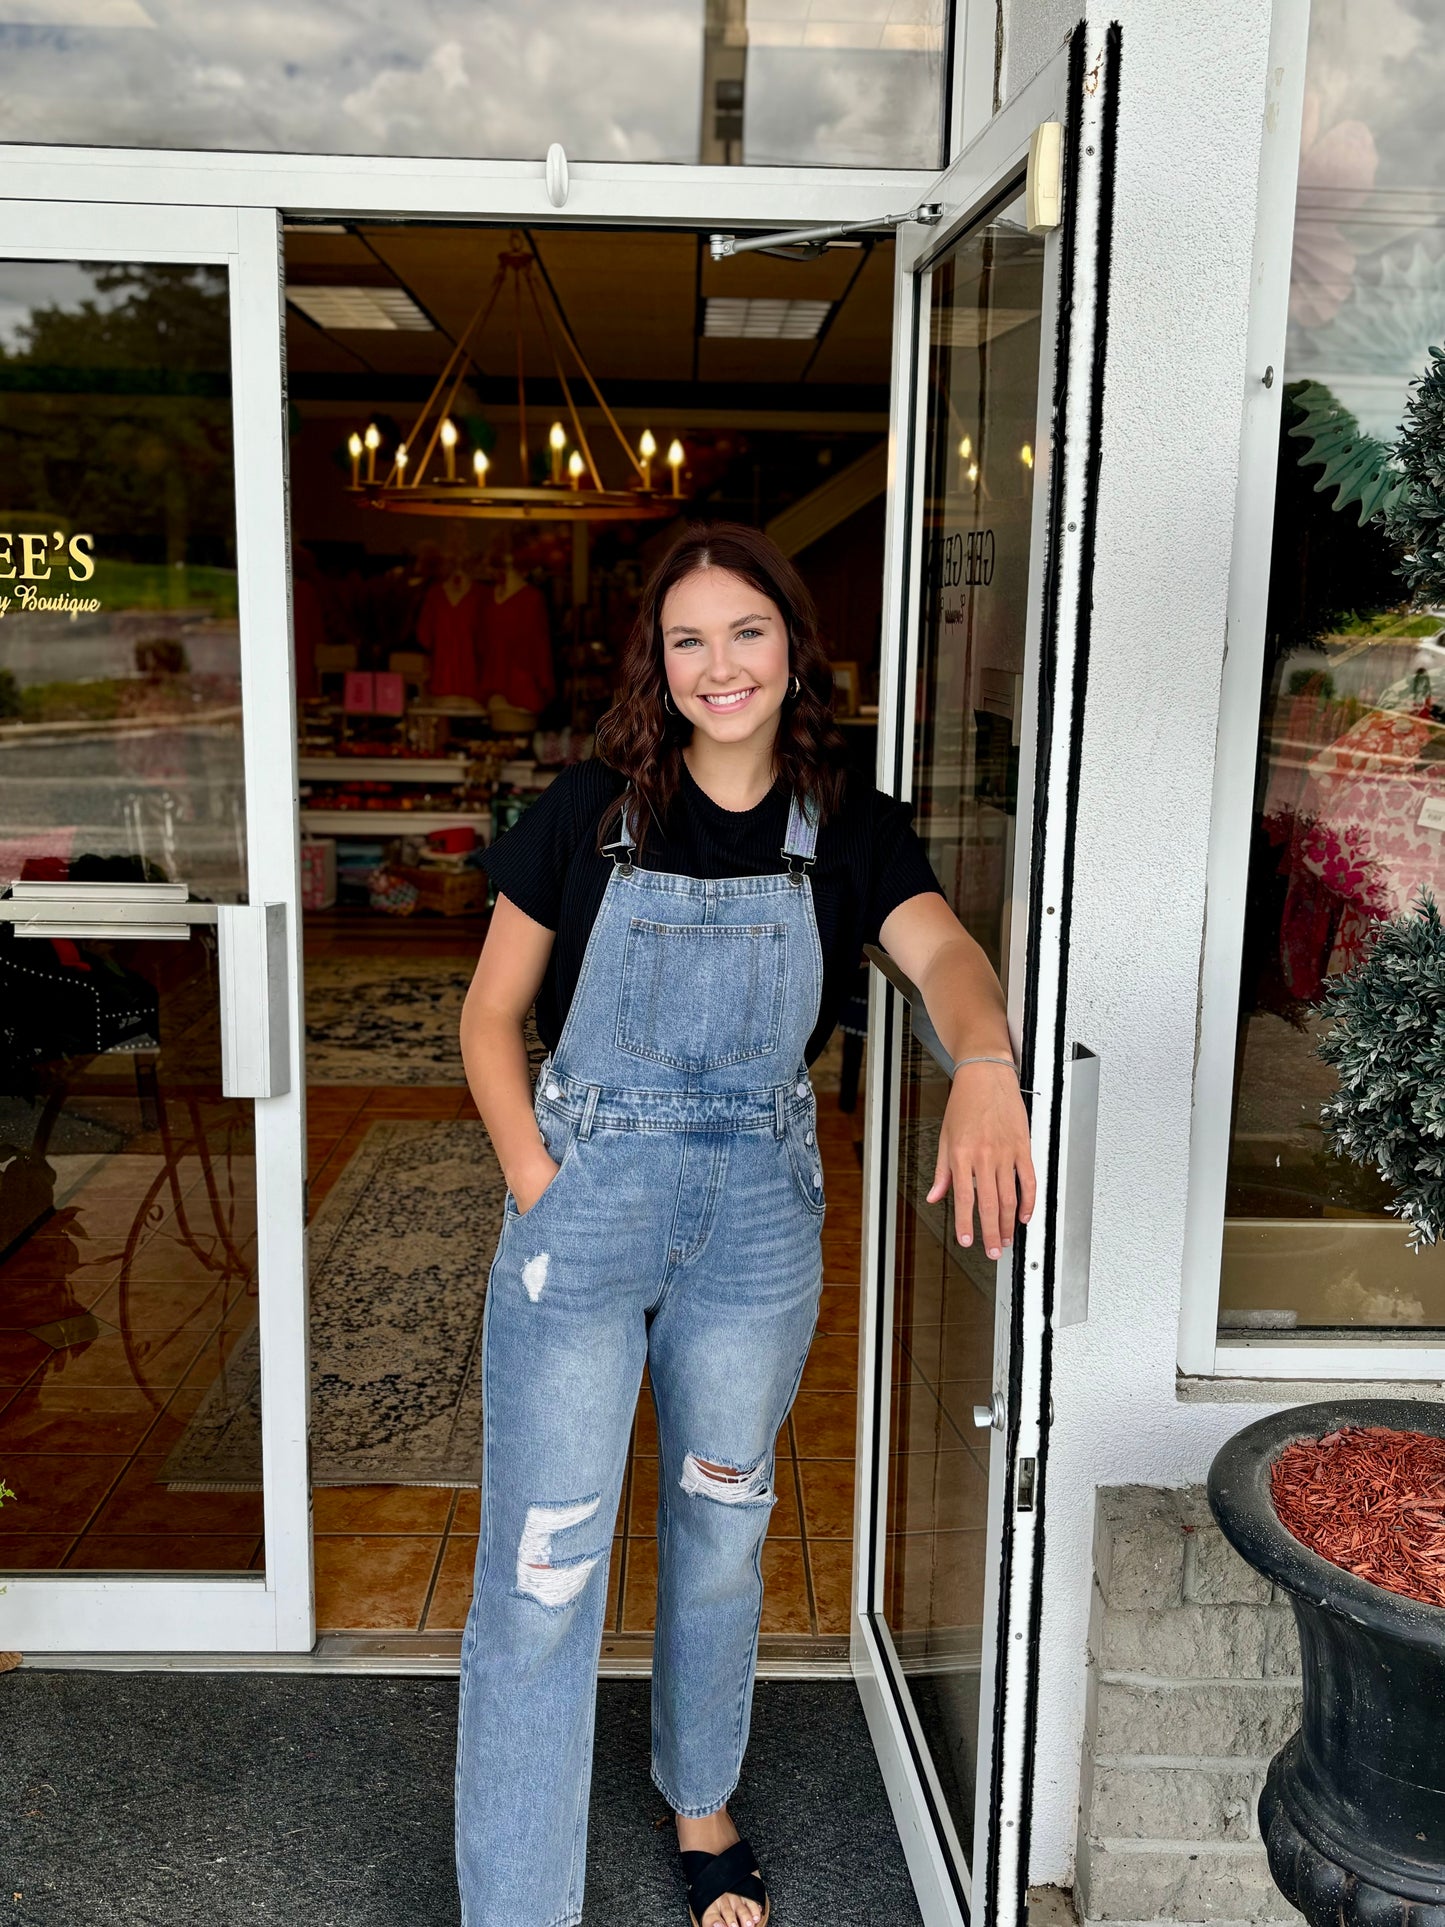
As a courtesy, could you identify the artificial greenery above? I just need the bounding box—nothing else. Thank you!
[1318,891,1445,1249]
[1288,379,1404,525]
[1382,344,1445,606]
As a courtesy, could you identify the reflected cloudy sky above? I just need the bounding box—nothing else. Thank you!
[0,0,944,169]
[1287,0,1445,440]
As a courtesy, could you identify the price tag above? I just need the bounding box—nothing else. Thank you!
[1417,792,1445,833]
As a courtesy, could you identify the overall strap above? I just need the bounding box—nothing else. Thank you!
[599,787,638,874]
[782,791,819,885]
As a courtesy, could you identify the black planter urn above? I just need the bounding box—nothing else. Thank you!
[1208,1399,1445,1927]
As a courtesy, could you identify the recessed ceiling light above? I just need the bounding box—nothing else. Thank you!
[286,285,431,331]
[704,297,832,340]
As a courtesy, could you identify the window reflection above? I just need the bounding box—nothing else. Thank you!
[1222,0,1445,1335]
[0,1,947,171]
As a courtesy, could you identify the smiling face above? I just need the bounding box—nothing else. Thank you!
[659,565,791,749]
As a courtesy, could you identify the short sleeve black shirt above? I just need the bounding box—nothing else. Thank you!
[480,757,943,1064]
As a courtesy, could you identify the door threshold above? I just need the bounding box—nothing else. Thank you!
[17,1633,853,1678]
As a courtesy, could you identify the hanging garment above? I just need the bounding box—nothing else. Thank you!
[418,574,486,700]
[475,581,555,715]
[1295,708,1445,970]
[455,792,825,1927]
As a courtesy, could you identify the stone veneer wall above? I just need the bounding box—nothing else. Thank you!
[1073,1487,1305,1925]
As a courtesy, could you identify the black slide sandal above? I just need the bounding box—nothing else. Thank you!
[680,1837,771,1927]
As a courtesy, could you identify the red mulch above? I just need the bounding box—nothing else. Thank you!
[1270,1425,1445,1610]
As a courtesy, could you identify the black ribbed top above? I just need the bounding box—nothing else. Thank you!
[481,757,942,1063]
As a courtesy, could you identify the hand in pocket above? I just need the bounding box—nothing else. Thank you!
[512,1154,562,1217]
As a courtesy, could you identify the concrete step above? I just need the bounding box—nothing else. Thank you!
[1087,1760,1271,1842]
[1099,1604,1299,1680]
[1094,1487,1277,1611]
[1077,1840,1304,1923]
[1093,1678,1301,1759]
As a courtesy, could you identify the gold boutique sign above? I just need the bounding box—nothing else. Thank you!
[0,531,99,616]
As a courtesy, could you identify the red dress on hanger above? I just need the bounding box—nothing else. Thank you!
[418,574,486,699]
[476,582,555,714]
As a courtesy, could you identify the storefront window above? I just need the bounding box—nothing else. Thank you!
[0,262,261,1578]
[0,1,949,171]
[1221,0,1445,1336]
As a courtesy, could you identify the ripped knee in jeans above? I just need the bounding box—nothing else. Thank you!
[679,1452,774,1506]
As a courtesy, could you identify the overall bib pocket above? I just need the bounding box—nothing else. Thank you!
[616,919,788,1071]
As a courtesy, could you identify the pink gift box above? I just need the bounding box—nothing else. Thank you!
[342,671,374,713]
[372,671,405,715]
[299,837,337,911]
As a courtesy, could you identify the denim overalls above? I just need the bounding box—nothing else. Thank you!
[456,791,827,1927]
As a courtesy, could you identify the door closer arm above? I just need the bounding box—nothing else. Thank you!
[709,202,942,262]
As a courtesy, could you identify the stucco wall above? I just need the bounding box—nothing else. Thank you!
[992,0,1286,1891]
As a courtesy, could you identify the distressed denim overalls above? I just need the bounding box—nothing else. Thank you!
[456,792,826,1927]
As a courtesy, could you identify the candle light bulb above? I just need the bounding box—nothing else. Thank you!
[638,427,656,490]
[667,439,684,497]
[473,448,489,485]
[396,441,409,478]
[439,416,458,481]
[550,421,568,486]
[967,461,979,486]
[1020,442,1034,469]
[363,421,381,484]
[347,432,363,487]
[958,434,972,461]
[567,448,585,491]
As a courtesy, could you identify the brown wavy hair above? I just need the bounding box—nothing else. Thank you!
[592,522,850,854]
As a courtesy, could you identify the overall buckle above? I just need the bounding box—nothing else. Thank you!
[601,837,634,878]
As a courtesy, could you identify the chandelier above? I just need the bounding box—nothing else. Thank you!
[344,232,684,523]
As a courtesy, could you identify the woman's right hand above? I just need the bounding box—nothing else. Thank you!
[510,1149,561,1216]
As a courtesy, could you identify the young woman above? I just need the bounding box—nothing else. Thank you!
[455,523,1035,1927]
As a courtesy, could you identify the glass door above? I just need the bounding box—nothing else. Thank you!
[0,203,309,1652]
[854,31,1117,1926]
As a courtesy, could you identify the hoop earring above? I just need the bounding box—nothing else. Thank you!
[789,674,801,700]
[663,691,677,715]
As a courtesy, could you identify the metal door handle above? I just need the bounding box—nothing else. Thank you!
[973,1391,1006,1431]
[3,880,215,941]
[2,884,290,1100]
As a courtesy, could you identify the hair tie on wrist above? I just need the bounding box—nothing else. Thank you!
[949,1054,1019,1077]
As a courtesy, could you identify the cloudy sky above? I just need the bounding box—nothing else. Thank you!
[0,0,942,169]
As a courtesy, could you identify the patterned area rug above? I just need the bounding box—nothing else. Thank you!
[304,956,550,1086]
[304,958,473,1086]
[161,1120,503,1488]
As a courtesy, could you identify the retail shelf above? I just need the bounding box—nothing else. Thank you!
[299,810,488,836]
[297,756,471,782]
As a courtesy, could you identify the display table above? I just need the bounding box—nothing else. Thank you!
[299,808,488,837]
[297,755,472,783]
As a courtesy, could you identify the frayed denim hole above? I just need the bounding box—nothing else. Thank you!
[679,1452,774,1506]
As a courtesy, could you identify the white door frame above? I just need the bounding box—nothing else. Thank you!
[849,28,1119,1924]
[0,199,310,1654]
